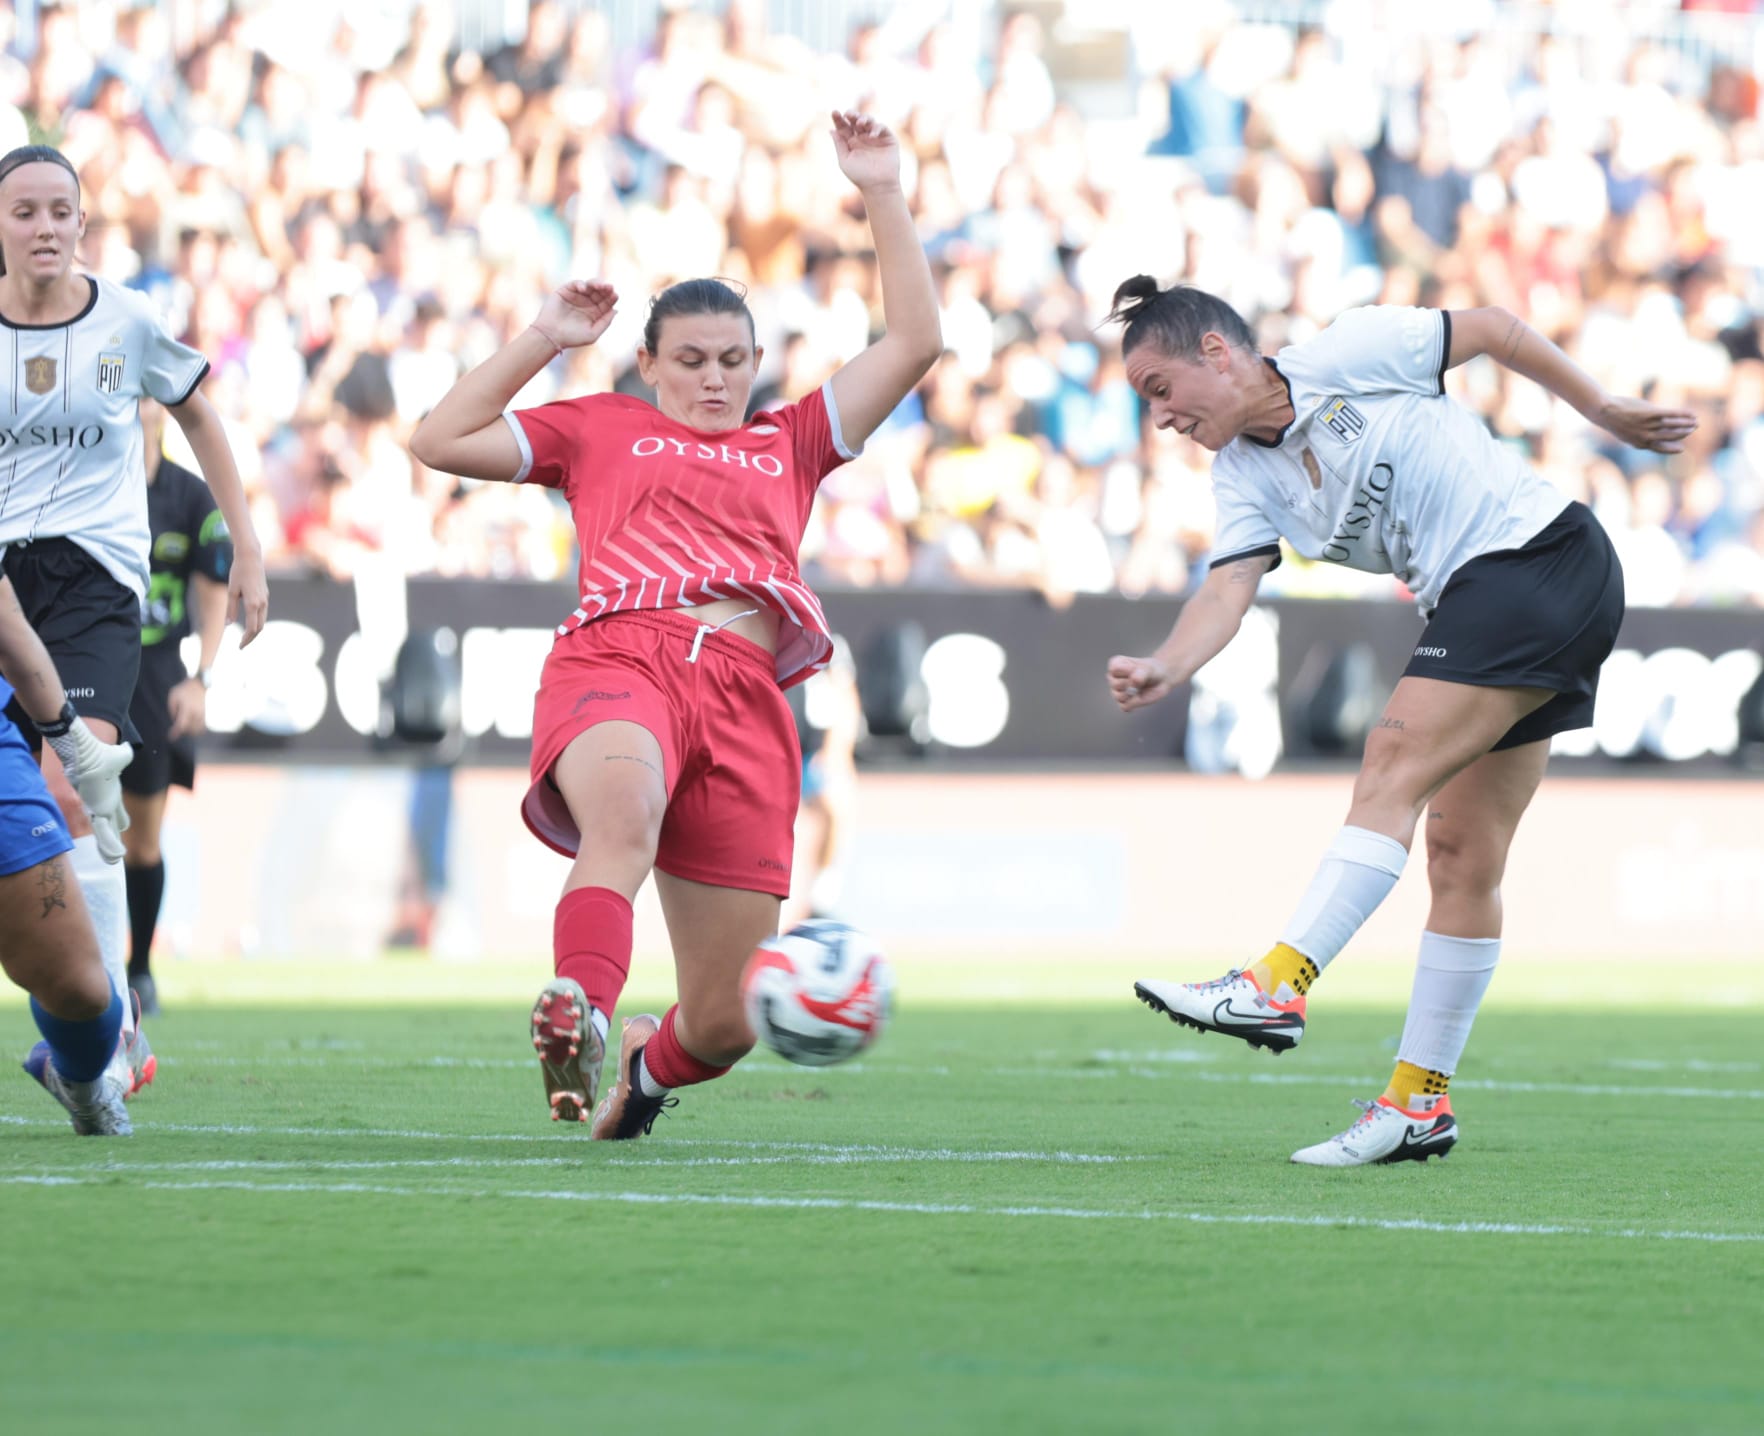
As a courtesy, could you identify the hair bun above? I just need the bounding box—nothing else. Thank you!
[1107,274,1162,325]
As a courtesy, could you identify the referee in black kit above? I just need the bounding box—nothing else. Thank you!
[121,399,232,1018]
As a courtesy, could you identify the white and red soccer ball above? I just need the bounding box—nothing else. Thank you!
[741,920,894,1067]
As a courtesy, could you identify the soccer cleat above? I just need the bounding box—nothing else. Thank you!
[123,988,156,1098]
[23,1042,133,1136]
[590,1014,675,1141]
[1134,969,1306,1053]
[129,972,161,1018]
[1290,1095,1458,1167]
[530,977,605,1124]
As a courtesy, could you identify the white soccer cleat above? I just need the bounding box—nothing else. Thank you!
[1290,1095,1457,1167]
[122,987,157,1098]
[530,977,605,1124]
[23,1042,133,1136]
[1134,969,1307,1053]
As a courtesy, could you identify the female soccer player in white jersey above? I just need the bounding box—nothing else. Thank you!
[0,144,269,1088]
[1106,278,1695,1166]
[411,112,939,1138]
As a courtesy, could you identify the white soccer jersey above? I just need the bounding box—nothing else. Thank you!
[0,275,209,602]
[1208,306,1570,612]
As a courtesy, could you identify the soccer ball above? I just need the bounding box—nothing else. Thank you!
[742,920,894,1067]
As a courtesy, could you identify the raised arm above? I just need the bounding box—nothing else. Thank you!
[1108,552,1277,713]
[164,392,270,647]
[824,112,942,449]
[409,281,619,482]
[1447,306,1698,454]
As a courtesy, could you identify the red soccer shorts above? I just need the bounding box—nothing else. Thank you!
[524,609,802,898]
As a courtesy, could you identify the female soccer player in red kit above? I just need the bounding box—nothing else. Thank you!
[411,112,939,1137]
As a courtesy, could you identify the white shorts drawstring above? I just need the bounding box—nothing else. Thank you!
[686,608,760,663]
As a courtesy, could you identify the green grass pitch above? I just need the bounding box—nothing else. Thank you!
[2,959,1760,1435]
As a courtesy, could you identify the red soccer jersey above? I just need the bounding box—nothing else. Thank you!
[504,380,859,686]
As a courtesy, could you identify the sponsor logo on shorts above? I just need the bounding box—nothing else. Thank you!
[1320,398,1366,442]
[30,820,58,837]
[758,857,788,872]
[570,689,632,715]
[1413,646,1449,658]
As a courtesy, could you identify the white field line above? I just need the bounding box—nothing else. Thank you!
[8,1149,1150,1176]
[136,1054,1764,1101]
[0,1118,1135,1163]
[2,1172,1759,1246]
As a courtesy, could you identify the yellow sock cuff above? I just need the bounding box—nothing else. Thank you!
[1257,943,1320,997]
[1386,1060,1450,1108]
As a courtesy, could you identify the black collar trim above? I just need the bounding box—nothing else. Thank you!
[0,275,99,330]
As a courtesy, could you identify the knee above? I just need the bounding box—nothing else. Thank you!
[1425,822,1505,899]
[1351,733,1432,817]
[581,788,665,858]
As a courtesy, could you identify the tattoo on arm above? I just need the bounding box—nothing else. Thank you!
[1227,563,1259,584]
[37,857,68,918]
[1376,716,1406,730]
[603,753,662,779]
[1501,317,1524,363]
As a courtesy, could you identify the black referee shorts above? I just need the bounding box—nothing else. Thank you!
[2,536,142,749]
[1403,502,1625,751]
[122,645,198,796]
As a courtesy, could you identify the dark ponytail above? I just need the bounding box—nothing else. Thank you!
[642,277,755,353]
[1107,275,1256,361]
[0,145,81,279]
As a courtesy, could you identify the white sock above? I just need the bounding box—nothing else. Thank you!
[1397,931,1502,1075]
[637,1050,671,1099]
[1278,825,1409,971]
[70,835,132,1035]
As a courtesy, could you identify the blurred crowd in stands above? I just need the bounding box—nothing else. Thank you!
[5,0,1763,607]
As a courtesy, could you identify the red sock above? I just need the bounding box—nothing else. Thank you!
[640,1005,731,1090]
[553,886,633,1019]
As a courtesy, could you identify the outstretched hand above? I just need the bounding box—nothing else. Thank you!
[1108,655,1175,714]
[831,110,901,192]
[1596,395,1699,454]
[534,280,619,351]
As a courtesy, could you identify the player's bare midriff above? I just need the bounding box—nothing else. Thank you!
[681,596,781,655]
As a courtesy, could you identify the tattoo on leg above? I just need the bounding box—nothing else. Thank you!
[603,753,662,779]
[1376,716,1406,730]
[37,858,68,918]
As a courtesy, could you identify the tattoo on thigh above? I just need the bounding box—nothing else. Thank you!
[1377,716,1406,730]
[37,858,68,918]
[603,753,661,778]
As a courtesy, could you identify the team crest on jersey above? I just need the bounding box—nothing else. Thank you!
[1320,398,1366,443]
[97,352,125,394]
[23,356,56,395]
[153,532,190,563]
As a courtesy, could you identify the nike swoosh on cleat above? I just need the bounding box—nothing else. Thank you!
[1212,998,1301,1029]
[1395,1122,1456,1154]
